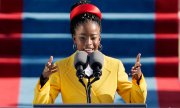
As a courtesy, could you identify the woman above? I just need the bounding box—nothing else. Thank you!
[33,0,147,104]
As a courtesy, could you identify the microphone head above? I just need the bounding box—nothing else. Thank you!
[74,51,88,70]
[89,50,104,70]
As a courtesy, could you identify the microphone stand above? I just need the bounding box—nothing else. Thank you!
[86,78,91,103]
[85,70,101,103]
[76,68,93,103]
[77,67,102,103]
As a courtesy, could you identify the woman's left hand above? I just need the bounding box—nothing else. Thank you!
[131,53,142,81]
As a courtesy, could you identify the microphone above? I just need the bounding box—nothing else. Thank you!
[89,50,104,80]
[86,51,104,103]
[74,51,88,86]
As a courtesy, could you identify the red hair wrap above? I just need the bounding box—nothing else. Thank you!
[70,4,102,21]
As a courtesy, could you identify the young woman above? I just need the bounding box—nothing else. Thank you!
[33,0,147,104]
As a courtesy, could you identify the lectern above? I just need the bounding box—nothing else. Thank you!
[34,104,147,108]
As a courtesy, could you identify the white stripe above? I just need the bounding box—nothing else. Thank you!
[102,34,154,39]
[23,13,70,20]
[21,57,155,64]
[103,13,154,20]
[120,57,155,63]
[22,33,154,39]
[23,13,154,20]
[22,33,72,39]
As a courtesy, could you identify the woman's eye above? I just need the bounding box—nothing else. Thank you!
[91,37,96,40]
[80,37,85,40]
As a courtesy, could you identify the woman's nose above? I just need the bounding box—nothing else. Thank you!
[85,38,92,45]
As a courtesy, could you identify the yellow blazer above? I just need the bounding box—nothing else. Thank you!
[33,52,147,104]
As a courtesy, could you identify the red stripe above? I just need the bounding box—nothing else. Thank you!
[0,0,22,106]
[0,13,21,20]
[155,34,178,39]
[0,78,20,106]
[0,58,20,64]
[155,0,179,107]
[0,33,21,39]
[156,13,178,20]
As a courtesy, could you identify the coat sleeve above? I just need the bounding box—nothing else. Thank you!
[116,60,147,103]
[33,62,61,104]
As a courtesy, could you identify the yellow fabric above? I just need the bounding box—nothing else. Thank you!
[33,52,147,104]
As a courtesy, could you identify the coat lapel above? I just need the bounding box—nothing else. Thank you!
[90,56,111,91]
[90,56,112,102]
[64,52,87,97]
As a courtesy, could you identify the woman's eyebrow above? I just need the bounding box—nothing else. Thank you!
[78,33,99,36]
[91,34,99,36]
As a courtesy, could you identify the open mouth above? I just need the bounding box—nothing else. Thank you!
[84,48,94,54]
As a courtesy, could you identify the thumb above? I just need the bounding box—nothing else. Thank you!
[48,56,53,65]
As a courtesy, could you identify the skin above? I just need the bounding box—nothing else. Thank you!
[42,21,142,82]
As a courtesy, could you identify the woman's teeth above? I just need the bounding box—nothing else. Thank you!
[84,49,94,53]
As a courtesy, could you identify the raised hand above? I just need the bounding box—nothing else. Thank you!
[131,53,142,81]
[42,56,58,78]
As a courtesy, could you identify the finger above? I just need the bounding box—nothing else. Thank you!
[45,63,57,71]
[135,62,141,68]
[131,70,138,76]
[48,56,53,64]
[136,53,141,63]
[131,68,135,71]
[51,66,58,70]
[44,66,49,72]
[46,64,51,69]
[51,63,57,68]
[131,69,137,73]
[132,72,138,76]
[136,66,141,70]
[132,64,141,71]
[51,69,58,73]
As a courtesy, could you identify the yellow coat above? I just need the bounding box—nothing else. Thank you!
[33,52,147,104]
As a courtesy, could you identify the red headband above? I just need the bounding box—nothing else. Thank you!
[70,4,102,21]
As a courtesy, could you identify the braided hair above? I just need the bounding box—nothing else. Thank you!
[70,0,102,36]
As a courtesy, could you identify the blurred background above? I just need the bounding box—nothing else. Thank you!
[0,0,179,107]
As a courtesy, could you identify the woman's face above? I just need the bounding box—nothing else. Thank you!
[73,21,101,54]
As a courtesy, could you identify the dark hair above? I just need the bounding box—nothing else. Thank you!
[70,0,102,36]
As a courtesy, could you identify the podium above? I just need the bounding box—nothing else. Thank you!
[34,104,147,108]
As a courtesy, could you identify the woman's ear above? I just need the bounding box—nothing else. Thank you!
[73,36,76,43]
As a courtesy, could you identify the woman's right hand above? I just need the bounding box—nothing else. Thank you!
[42,56,58,78]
